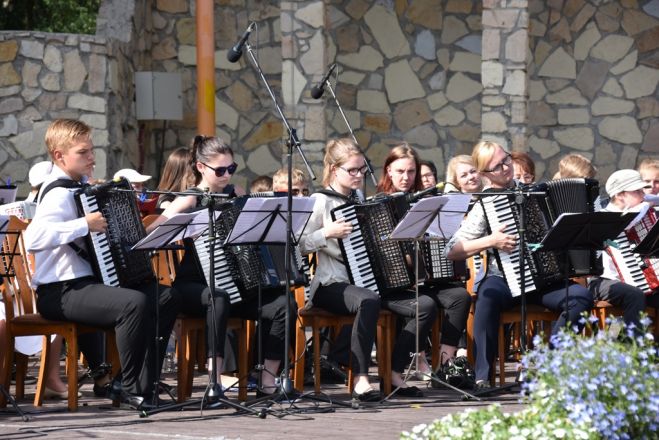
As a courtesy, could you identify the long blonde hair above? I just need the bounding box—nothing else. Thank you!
[322,138,362,187]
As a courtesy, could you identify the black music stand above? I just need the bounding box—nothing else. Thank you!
[389,194,478,401]
[536,212,637,328]
[0,185,17,205]
[0,215,29,421]
[224,197,342,409]
[133,204,265,418]
[632,219,659,257]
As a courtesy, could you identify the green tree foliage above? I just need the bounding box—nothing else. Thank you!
[0,0,101,34]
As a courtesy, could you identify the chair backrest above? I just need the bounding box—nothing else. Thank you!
[141,214,184,286]
[1,216,37,320]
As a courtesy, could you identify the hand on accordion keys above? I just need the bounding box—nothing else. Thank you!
[491,224,517,254]
[325,217,353,239]
[85,211,107,233]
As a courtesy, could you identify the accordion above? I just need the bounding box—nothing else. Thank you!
[74,179,155,288]
[607,206,659,295]
[194,194,309,304]
[481,178,602,297]
[0,201,37,220]
[331,195,415,296]
[535,178,603,277]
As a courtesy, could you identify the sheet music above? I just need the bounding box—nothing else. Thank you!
[226,197,315,244]
[131,210,215,250]
[390,196,448,240]
[426,193,471,239]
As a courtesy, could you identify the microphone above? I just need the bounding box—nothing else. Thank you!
[310,63,337,99]
[227,22,255,63]
[406,182,446,203]
[83,177,122,196]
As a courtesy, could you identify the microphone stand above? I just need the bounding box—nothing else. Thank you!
[323,80,377,189]
[242,41,314,403]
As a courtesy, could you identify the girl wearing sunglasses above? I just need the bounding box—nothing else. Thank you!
[147,135,295,397]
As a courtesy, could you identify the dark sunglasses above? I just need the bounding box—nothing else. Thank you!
[291,188,310,196]
[202,161,238,177]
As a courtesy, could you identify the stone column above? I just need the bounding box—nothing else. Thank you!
[280,0,328,179]
[481,0,529,151]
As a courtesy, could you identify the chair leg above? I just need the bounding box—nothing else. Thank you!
[34,335,50,406]
[497,323,506,387]
[236,323,247,402]
[293,319,306,392]
[66,329,79,411]
[14,352,27,400]
[312,324,321,394]
[177,322,191,403]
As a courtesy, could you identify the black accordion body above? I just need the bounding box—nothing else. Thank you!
[331,195,415,296]
[193,194,309,304]
[480,178,601,297]
[74,178,154,288]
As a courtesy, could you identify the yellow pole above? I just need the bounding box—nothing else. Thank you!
[196,0,215,135]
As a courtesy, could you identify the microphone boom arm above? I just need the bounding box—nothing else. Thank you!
[324,80,377,186]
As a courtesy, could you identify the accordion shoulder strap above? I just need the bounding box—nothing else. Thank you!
[36,178,91,263]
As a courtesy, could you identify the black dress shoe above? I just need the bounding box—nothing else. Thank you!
[351,388,382,402]
[119,393,152,411]
[391,385,423,398]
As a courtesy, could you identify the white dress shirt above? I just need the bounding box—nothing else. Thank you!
[24,165,93,287]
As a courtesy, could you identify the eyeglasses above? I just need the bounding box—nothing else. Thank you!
[202,161,238,177]
[291,188,310,196]
[338,165,369,176]
[483,153,512,174]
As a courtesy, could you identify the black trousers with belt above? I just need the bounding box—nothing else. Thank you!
[37,276,180,397]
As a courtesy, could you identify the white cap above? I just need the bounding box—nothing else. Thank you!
[28,161,53,187]
[605,169,651,198]
[113,168,152,183]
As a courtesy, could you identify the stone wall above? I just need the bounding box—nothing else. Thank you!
[0,32,137,196]
[526,0,659,181]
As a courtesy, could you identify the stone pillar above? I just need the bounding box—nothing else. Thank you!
[481,0,529,151]
[280,0,328,179]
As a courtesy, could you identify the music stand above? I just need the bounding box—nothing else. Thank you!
[536,212,637,328]
[0,185,17,205]
[133,206,265,418]
[389,194,478,401]
[224,197,341,409]
[0,215,29,421]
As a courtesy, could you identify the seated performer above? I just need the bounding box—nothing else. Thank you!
[445,155,483,194]
[299,138,382,401]
[638,158,659,196]
[249,175,273,194]
[149,135,296,397]
[592,169,659,326]
[155,147,193,211]
[445,140,593,390]
[377,144,472,390]
[25,119,180,410]
[511,152,535,185]
[272,167,309,196]
[419,160,438,190]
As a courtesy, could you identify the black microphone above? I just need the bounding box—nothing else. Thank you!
[406,182,446,203]
[310,63,337,99]
[83,177,123,196]
[227,22,255,63]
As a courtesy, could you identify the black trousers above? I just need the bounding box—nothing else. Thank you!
[312,283,380,375]
[589,278,646,327]
[173,279,297,362]
[382,284,471,372]
[37,276,180,396]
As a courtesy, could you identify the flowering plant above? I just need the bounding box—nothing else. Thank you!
[402,316,658,440]
[521,316,658,439]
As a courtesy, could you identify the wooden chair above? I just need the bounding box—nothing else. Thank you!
[496,304,559,386]
[592,300,659,339]
[0,216,118,411]
[292,287,394,395]
[140,217,251,403]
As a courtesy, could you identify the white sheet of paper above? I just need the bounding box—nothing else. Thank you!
[132,210,214,250]
[425,193,471,239]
